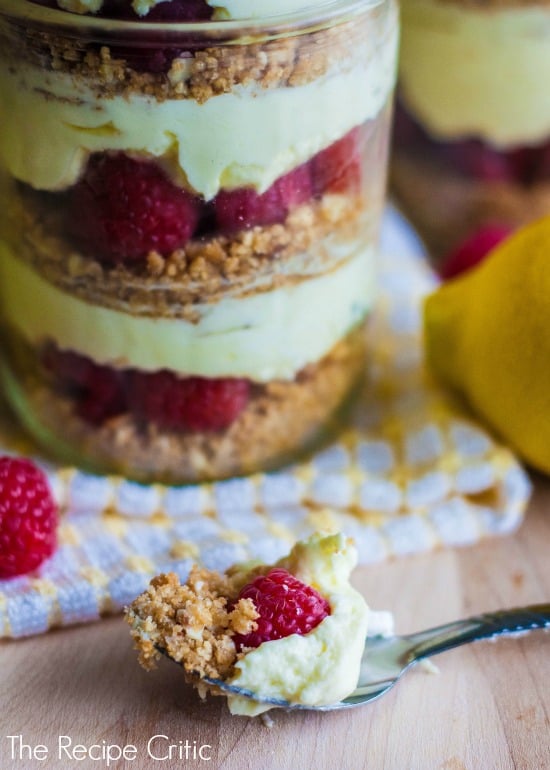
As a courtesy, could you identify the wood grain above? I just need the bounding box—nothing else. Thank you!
[0,482,549,770]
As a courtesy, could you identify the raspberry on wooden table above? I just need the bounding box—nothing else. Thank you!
[232,567,331,651]
[0,457,58,578]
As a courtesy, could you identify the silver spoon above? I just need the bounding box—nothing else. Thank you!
[161,603,550,711]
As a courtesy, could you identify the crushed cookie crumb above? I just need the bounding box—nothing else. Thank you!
[3,20,370,103]
[6,326,366,484]
[126,567,260,680]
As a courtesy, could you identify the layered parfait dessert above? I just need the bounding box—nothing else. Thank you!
[127,532,370,716]
[0,0,398,482]
[392,0,550,261]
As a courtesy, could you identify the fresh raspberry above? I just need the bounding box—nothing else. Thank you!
[43,347,126,426]
[75,365,127,425]
[215,185,286,233]
[140,0,212,21]
[274,162,313,208]
[30,1,213,71]
[393,103,514,183]
[392,101,431,150]
[529,142,550,183]
[69,153,201,264]
[214,163,312,233]
[311,126,364,195]
[104,0,213,71]
[43,346,95,389]
[31,0,212,20]
[43,347,250,430]
[128,371,250,431]
[232,568,330,651]
[439,225,512,280]
[444,140,512,182]
[0,457,58,578]
[506,147,540,185]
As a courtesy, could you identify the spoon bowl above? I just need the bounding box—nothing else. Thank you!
[161,603,550,711]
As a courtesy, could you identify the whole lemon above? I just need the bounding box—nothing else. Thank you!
[424,216,550,474]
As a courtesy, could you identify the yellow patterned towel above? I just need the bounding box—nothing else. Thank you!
[0,246,531,638]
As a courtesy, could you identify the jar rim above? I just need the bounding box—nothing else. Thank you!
[0,0,385,39]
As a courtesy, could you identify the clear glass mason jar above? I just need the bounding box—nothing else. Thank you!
[0,0,398,483]
[392,0,550,262]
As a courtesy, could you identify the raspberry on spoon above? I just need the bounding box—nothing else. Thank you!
[232,567,330,651]
[0,457,58,578]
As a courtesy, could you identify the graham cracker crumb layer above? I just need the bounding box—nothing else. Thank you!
[1,16,372,102]
[126,568,259,680]
[4,186,375,317]
[391,151,550,260]
[6,326,366,484]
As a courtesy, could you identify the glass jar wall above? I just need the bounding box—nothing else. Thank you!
[0,0,398,482]
[393,0,550,262]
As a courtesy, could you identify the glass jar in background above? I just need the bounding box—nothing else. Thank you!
[392,0,550,262]
[0,0,398,483]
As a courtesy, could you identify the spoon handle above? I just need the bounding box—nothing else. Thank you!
[404,603,550,662]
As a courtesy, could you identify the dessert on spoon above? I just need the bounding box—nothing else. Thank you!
[126,532,372,716]
[127,532,550,716]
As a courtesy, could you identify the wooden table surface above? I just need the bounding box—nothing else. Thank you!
[0,482,549,770]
